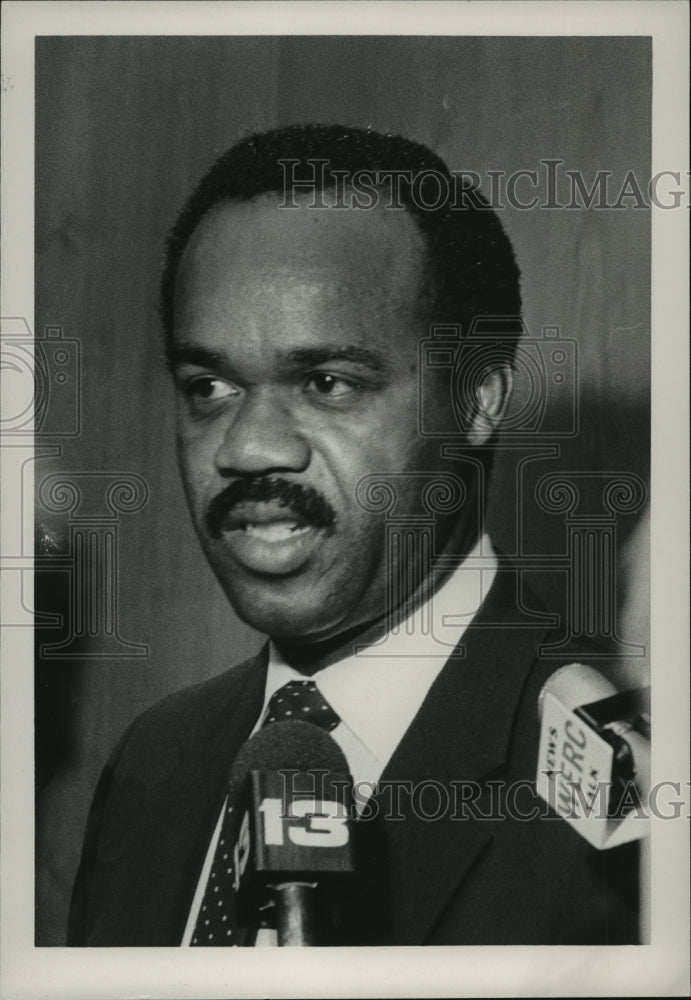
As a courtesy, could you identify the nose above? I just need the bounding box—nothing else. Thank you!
[214,389,311,476]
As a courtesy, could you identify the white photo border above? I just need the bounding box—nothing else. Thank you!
[1,2,688,997]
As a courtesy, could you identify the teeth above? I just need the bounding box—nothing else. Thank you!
[244,522,308,542]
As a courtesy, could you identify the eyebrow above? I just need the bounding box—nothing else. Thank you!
[284,346,388,372]
[166,343,389,373]
[166,344,226,371]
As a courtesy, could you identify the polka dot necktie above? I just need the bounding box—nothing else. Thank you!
[262,679,340,731]
[190,679,340,946]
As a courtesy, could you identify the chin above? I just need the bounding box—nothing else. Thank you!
[223,583,345,641]
[234,603,341,642]
[225,573,388,643]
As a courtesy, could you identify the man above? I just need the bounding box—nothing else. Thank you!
[67,124,639,946]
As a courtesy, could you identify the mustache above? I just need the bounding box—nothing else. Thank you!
[205,476,337,538]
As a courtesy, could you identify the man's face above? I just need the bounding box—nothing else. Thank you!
[171,194,464,641]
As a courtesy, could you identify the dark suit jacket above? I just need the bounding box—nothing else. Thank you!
[67,568,641,945]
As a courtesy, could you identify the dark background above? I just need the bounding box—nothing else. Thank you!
[34,35,651,944]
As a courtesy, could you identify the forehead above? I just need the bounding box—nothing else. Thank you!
[173,193,427,342]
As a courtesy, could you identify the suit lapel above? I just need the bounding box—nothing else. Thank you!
[91,648,269,944]
[162,650,270,941]
[374,569,553,944]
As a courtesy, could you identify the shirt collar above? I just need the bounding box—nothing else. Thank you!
[264,534,497,770]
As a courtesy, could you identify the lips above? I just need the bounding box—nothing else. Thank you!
[214,501,327,575]
[221,501,307,531]
[243,522,310,543]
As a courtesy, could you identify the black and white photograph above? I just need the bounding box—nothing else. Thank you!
[0,1,688,997]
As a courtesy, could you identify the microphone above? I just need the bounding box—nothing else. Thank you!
[535,663,650,850]
[227,721,355,945]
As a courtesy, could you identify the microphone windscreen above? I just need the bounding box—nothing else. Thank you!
[229,720,350,789]
[537,662,618,719]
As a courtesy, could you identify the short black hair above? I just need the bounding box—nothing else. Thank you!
[159,123,522,349]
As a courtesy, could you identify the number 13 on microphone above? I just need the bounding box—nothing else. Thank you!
[260,797,350,848]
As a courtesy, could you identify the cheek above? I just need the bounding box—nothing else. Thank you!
[333,402,422,475]
[176,436,214,516]
[329,424,461,537]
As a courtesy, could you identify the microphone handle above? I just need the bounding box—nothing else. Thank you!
[274,882,319,946]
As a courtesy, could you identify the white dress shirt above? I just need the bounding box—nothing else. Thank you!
[182,535,497,945]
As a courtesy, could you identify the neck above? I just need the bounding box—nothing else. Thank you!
[276,526,484,674]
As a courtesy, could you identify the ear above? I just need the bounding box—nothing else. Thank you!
[467,366,513,446]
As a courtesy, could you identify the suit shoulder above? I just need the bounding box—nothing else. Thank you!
[118,648,267,762]
[144,649,264,720]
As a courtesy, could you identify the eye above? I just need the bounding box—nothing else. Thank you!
[304,373,356,399]
[181,375,238,412]
[189,376,234,399]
